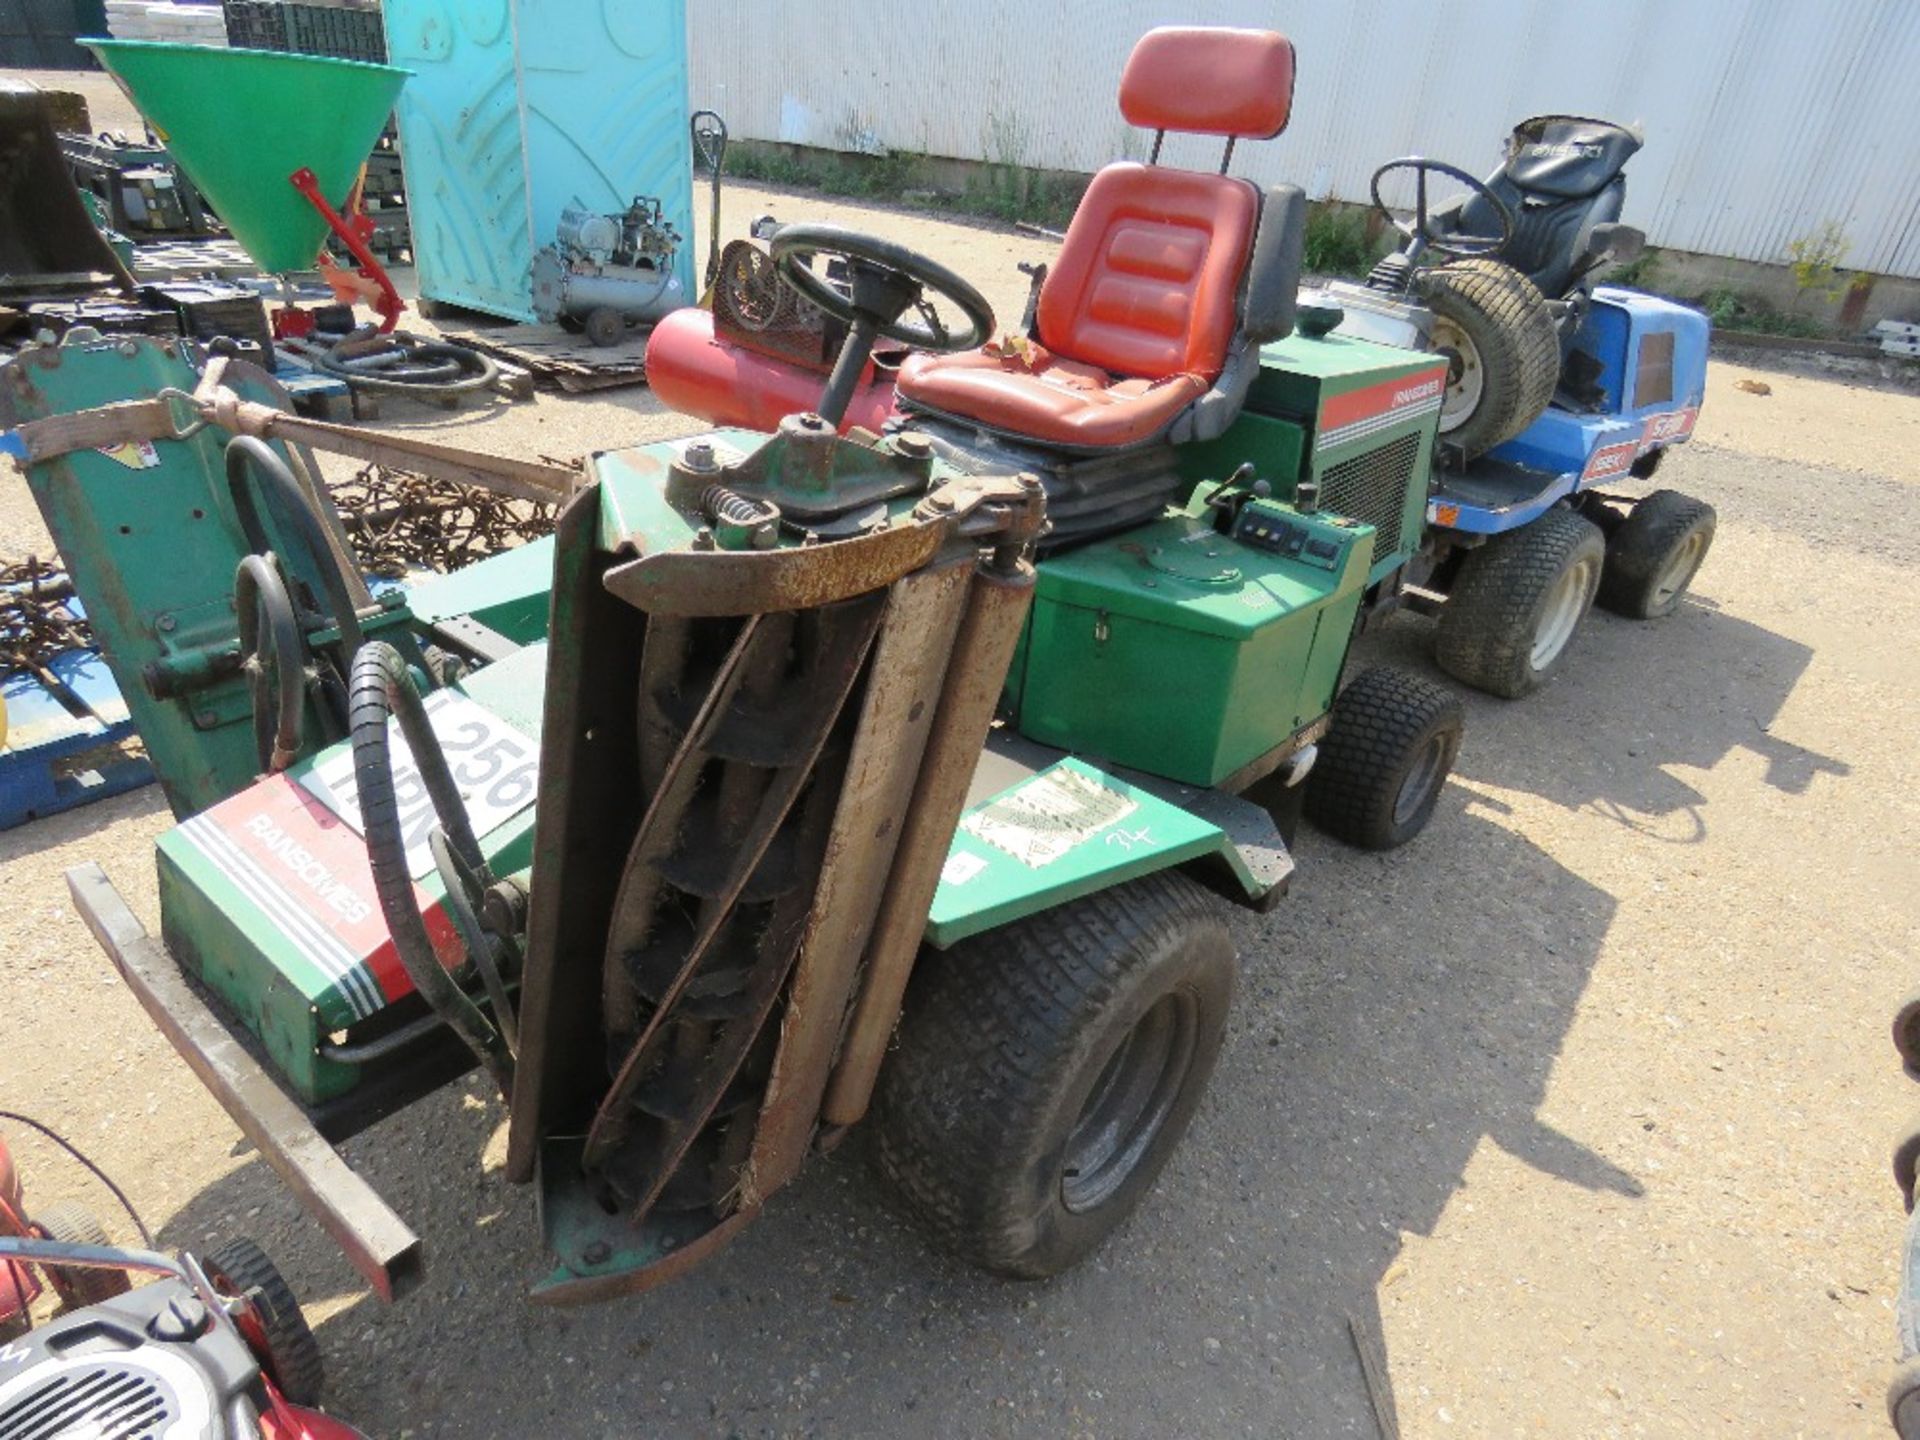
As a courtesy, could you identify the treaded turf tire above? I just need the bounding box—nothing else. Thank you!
[1435,507,1606,698]
[1423,259,1561,458]
[1306,666,1465,850]
[36,1203,131,1308]
[873,871,1235,1279]
[204,1238,324,1407]
[1596,489,1716,619]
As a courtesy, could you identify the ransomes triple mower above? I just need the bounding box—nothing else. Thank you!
[7,26,1471,1302]
[1311,116,1719,696]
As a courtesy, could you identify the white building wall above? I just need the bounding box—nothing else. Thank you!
[688,0,1920,278]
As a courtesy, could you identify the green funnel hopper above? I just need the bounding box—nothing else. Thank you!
[85,40,409,275]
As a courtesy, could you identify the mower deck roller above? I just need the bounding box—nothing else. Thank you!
[84,41,408,276]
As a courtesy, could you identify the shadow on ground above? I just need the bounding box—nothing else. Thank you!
[1358,592,1848,840]
[142,788,1625,1437]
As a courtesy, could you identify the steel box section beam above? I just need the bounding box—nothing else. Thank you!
[66,863,423,1303]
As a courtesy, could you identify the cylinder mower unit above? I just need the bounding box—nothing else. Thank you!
[15,25,1478,1306]
[531,197,691,346]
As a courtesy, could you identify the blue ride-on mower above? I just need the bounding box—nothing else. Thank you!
[1313,115,1718,697]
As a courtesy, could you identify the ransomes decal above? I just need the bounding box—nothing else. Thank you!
[1316,365,1447,452]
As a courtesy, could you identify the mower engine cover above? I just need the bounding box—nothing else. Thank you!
[1489,285,1708,485]
[0,1270,362,1439]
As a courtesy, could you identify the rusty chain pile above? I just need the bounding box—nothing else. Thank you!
[330,463,558,578]
[1,556,92,680]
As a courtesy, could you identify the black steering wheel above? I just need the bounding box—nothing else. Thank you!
[1369,158,1514,260]
[769,223,995,352]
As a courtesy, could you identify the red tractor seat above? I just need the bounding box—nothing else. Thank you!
[896,26,1294,451]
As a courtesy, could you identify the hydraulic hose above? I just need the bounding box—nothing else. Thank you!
[233,553,307,773]
[225,435,366,661]
[349,640,514,1094]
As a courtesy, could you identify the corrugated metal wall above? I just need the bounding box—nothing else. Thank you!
[689,0,1920,278]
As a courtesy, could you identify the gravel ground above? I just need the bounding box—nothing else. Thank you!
[4,65,1920,1438]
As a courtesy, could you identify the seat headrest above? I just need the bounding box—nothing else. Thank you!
[1119,27,1295,139]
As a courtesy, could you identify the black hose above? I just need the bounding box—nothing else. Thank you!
[225,436,366,661]
[313,333,499,397]
[233,554,307,773]
[349,641,514,1094]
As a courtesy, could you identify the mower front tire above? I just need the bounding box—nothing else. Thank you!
[873,871,1234,1279]
[204,1238,324,1408]
[1596,489,1716,619]
[1435,507,1606,698]
[36,1203,131,1309]
[1307,666,1464,850]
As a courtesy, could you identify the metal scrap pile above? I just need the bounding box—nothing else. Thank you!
[329,463,558,577]
[1,556,92,679]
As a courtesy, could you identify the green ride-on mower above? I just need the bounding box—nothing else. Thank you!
[8,26,1466,1302]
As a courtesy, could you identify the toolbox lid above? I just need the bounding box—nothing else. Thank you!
[1034,512,1370,640]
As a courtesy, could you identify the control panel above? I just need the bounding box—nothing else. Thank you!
[1230,497,1367,573]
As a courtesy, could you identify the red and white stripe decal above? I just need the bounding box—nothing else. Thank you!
[178,775,459,1020]
[1581,439,1640,482]
[1317,365,1448,451]
[1640,406,1698,445]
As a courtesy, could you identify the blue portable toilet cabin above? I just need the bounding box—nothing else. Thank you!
[383,0,694,323]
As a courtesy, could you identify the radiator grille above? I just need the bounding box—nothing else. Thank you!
[0,1362,174,1439]
[1318,431,1421,570]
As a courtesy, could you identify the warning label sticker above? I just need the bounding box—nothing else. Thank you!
[960,765,1139,869]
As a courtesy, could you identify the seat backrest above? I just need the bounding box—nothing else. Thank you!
[1462,173,1627,299]
[1036,166,1259,380]
[1032,26,1295,382]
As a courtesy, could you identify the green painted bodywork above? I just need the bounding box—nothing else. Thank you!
[154,644,547,1102]
[926,756,1253,947]
[406,535,557,645]
[1008,493,1370,788]
[1183,330,1448,587]
[2,339,333,815]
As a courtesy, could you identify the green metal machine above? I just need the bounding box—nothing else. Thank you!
[12,23,1473,1306]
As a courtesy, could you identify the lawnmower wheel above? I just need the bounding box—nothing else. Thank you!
[203,1238,324,1407]
[872,871,1234,1279]
[35,1203,131,1309]
[1306,666,1464,850]
[1435,507,1606,698]
[1595,490,1716,620]
[1421,259,1560,459]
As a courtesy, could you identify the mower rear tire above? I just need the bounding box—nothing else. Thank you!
[873,871,1234,1279]
[1307,666,1464,850]
[1596,489,1716,619]
[1422,259,1561,459]
[35,1203,130,1308]
[1435,507,1606,698]
[204,1238,324,1407]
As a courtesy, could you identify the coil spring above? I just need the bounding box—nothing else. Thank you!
[701,484,777,528]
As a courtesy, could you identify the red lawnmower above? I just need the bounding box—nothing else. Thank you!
[0,1121,363,1439]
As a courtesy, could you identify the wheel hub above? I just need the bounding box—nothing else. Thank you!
[1431,317,1484,433]
[1060,990,1199,1213]
[1532,554,1597,670]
